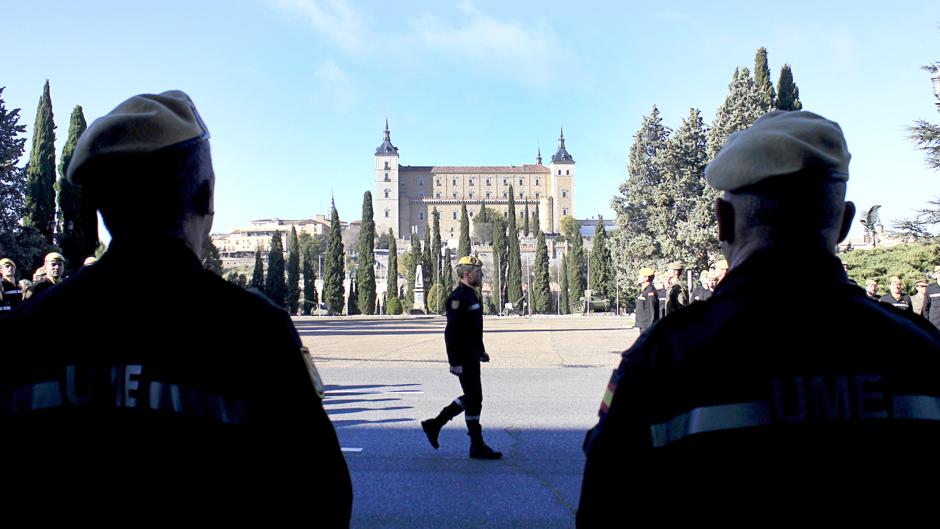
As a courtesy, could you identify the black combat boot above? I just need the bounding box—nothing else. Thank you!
[466,420,502,460]
[421,401,464,449]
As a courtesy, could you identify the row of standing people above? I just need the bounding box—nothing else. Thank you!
[0,254,97,314]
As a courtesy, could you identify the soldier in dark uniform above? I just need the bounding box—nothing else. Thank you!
[0,91,352,523]
[0,258,22,315]
[577,111,940,525]
[923,266,940,329]
[879,276,913,312]
[22,252,65,301]
[691,271,712,302]
[634,267,658,334]
[665,262,689,315]
[655,276,667,319]
[421,255,502,460]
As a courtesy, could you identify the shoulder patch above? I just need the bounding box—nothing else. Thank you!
[451,299,460,310]
[301,346,325,399]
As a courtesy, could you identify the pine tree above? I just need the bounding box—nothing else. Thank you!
[0,87,27,236]
[357,191,376,314]
[323,201,346,314]
[532,230,550,313]
[202,236,223,275]
[559,252,570,314]
[250,248,264,289]
[287,226,301,314]
[57,105,93,272]
[458,202,471,258]
[568,230,585,312]
[523,202,530,237]
[775,64,803,111]
[506,185,523,307]
[302,246,318,315]
[386,230,399,314]
[24,80,57,243]
[589,218,612,300]
[754,47,776,112]
[708,67,765,159]
[265,231,287,306]
[532,203,540,237]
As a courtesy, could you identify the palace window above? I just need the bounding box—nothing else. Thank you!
[436,192,441,199]
[563,208,568,216]
[453,211,457,220]
[384,189,390,199]
[503,191,507,198]
[469,179,474,186]
[437,178,441,186]
[520,192,524,199]
[384,173,390,181]
[562,190,567,198]
[503,178,508,186]
[519,178,523,186]
[558,170,561,175]
[419,178,424,187]
[536,193,540,199]
[469,211,474,218]
[452,178,457,186]
[384,161,390,170]
[486,178,491,186]
[535,178,540,186]
[486,191,491,199]
[566,170,570,175]
[419,212,424,220]
[385,209,390,218]
[469,192,474,199]
[452,192,458,199]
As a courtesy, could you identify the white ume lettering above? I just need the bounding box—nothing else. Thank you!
[1,364,245,424]
[772,374,888,422]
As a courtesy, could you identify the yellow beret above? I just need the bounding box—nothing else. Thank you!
[44,252,65,263]
[889,276,901,284]
[667,262,684,271]
[0,258,14,267]
[916,278,929,286]
[706,110,850,192]
[866,278,877,286]
[83,256,98,266]
[715,259,729,270]
[67,90,210,186]
[638,267,655,277]
[457,255,482,267]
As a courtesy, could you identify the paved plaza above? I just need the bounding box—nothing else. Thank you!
[295,315,638,529]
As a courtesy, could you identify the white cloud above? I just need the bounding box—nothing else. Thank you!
[316,60,356,110]
[411,1,566,85]
[273,0,369,55]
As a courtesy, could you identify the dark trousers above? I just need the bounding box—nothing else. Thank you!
[457,360,483,419]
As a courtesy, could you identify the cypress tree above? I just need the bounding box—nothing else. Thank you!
[589,218,612,300]
[491,216,506,311]
[478,200,487,223]
[357,191,377,314]
[431,208,442,286]
[458,202,471,258]
[57,105,93,272]
[775,64,803,111]
[386,230,399,314]
[287,226,301,314]
[24,80,57,243]
[559,252,570,314]
[506,185,523,307]
[423,224,433,301]
[405,231,421,310]
[442,247,454,295]
[754,47,776,111]
[323,201,346,314]
[708,68,765,159]
[532,203,540,237]
[523,202,530,237]
[202,235,223,275]
[532,230,550,313]
[265,231,287,306]
[302,246,318,315]
[568,230,584,312]
[251,248,264,289]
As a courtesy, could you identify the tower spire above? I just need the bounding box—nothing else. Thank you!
[558,126,566,149]
[537,145,542,165]
[384,117,391,142]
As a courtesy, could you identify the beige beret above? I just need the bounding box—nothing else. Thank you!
[706,110,850,191]
[44,252,65,263]
[667,262,684,271]
[67,90,209,186]
[715,259,729,270]
[637,267,655,277]
[0,258,14,267]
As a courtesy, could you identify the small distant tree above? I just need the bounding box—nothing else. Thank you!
[202,236,223,275]
[265,231,287,306]
[250,248,264,289]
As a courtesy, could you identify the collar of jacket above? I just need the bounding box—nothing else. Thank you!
[100,236,204,273]
[713,248,851,299]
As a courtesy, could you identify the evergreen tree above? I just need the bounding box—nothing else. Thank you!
[405,231,421,310]
[532,230,550,313]
[265,231,287,306]
[568,230,585,312]
[226,271,248,288]
[708,67,765,159]
[431,208,442,285]
[442,247,454,295]
[323,201,346,314]
[302,246,318,315]
[357,191,377,314]
[287,226,301,314]
[478,200,487,223]
[458,202,471,258]
[0,87,27,236]
[202,236,223,275]
[589,218,613,300]
[523,202,530,237]
[24,80,57,243]
[57,105,94,272]
[775,64,803,111]
[423,224,433,302]
[250,248,264,289]
[667,108,716,271]
[506,185,523,307]
[387,231,400,314]
[532,203,540,237]
[491,216,506,311]
[754,47,776,111]
[559,252,570,314]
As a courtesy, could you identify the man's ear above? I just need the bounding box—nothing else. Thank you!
[716,197,734,244]
[837,201,856,244]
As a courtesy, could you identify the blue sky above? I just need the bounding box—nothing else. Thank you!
[3,0,938,241]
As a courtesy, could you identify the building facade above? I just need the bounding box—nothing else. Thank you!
[374,121,576,240]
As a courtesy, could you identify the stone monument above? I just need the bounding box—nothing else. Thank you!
[411,264,427,315]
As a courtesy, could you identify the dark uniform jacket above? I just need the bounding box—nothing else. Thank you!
[0,238,352,524]
[656,288,667,318]
[578,249,940,525]
[23,276,58,300]
[692,285,712,302]
[0,278,22,315]
[444,282,485,367]
[634,283,659,331]
[665,282,689,315]
[923,282,940,329]
[879,293,913,312]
